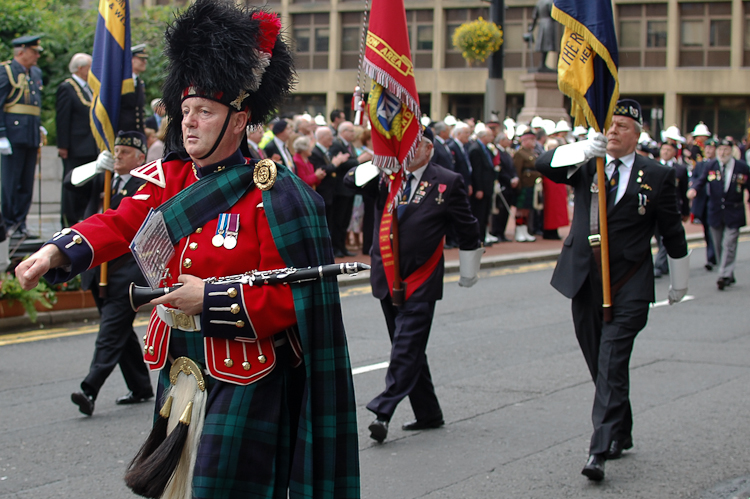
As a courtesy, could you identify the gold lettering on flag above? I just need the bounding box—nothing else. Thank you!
[366,32,414,77]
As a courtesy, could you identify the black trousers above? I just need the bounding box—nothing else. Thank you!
[1,146,38,229]
[61,155,97,227]
[81,285,152,399]
[366,299,442,421]
[331,194,354,253]
[571,264,649,455]
[470,193,492,237]
[491,193,511,237]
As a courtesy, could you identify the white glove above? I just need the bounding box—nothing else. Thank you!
[40,126,48,137]
[380,163,401,176]
[458,247,484,288]
[0,137,12,156]
[667,250,691,304]
[583,132,608,160]
[95,150,115,173]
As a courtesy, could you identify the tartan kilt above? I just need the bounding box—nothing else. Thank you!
[156,330,305,499]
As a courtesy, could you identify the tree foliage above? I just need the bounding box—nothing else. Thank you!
[1,0,182,144]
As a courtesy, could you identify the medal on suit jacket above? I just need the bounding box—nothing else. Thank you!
[223,214,240,250]
[412,181,430,204]
[436,184,446,204]
[637,193,647,215]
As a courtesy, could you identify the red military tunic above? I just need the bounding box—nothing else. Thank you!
[48,153,297,384]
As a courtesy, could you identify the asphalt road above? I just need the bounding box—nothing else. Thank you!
[1,239,749,499]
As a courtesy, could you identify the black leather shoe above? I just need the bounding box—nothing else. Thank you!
[368,419,389,443]
[717,277,729,290]
[71,392,95,416]
[343,250,357,257]
[116,391,154,405]
[705,263,713,271]
[581,454,605,481]
[402,416,444,431]
[605,439,633,460]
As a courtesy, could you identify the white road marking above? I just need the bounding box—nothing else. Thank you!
[352,361,389,375]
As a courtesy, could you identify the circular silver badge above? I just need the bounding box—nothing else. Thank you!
[223,235,237,250]
[212,234,225,247]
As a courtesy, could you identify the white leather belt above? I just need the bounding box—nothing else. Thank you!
[157,304,202,331]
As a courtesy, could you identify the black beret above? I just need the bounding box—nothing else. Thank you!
[613,99,643,126]
[422,126,434,142]
[717,137,734,148]
[115,130,148,155]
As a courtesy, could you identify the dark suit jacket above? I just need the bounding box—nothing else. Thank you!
[328,138,358,196]
[310,144,337,205]
[661,160,690,217]
[118,77,145,134]
[432,137,455,171]
[468,141,497,195]
[263,139,293,170]
[689,160,711,217]
[348,162,481,302]
[0,60,43,147]
[448,139,472,189]
[537,153,687,302]
[55,78,97,159]
[690,158,750,229]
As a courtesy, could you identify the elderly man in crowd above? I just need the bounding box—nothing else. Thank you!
[56,53,98,227]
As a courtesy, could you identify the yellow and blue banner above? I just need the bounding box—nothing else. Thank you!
[88,0,134,153]
[552,0,619,132]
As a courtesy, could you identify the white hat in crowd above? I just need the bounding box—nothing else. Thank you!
[692,122,711,137]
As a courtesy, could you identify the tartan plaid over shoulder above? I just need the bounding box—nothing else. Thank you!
[263,167,361,498]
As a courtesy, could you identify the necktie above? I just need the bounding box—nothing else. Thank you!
[112,175,122,195]
[483,144,493,165]
[397,173,415,219]
[607,159,621,207]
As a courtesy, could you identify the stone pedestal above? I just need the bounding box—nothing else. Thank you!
[515,72,569,125]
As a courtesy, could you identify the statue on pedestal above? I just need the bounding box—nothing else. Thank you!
[523,0,558,73]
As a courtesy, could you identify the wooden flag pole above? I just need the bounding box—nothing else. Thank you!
[99,167,112,298]
[595,156,612,322]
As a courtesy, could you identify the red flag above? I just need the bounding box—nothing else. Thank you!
[364,0,421,171]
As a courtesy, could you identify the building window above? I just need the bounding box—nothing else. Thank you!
[503,7,536,69]
[279,94,327,117]
[407,10,434,69]
[341,10,433,69]
[445,8,490,69]
[617,4,667,68]
[679,2,732,67]
[291,13,330,70]
[340,11,367,69]
[744,2,750,66]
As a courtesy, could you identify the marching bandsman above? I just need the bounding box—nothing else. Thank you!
[536,99,689,481]
[0,35,43,239]
[688,138,750,290]
[346,127,482,443]
[16,2,359,497]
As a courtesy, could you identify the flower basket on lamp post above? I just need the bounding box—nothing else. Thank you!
[452,17,503,64]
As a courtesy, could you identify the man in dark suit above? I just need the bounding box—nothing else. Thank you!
[56,53,98,227]
[118,44,147,134]
[0,35,44,239]
[64,131,153,416]
[448,122,473,195]
[431,121,455,171]
[347,128,482,443]
[536,99,689,481]
[469,128,497,243]
[329,121,369,257]
[688,137,750,290]
[311,126,350,248]
[264,119,294,171]
[688,138,717,270]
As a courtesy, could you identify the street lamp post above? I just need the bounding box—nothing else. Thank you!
[484,0,505,122]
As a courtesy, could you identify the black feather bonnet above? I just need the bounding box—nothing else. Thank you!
[162,0,295,152]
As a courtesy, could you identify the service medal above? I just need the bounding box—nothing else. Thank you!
[223,235,237,250]
[638,206,646,215]
[213,213,230,247]
[212,234,225,247]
